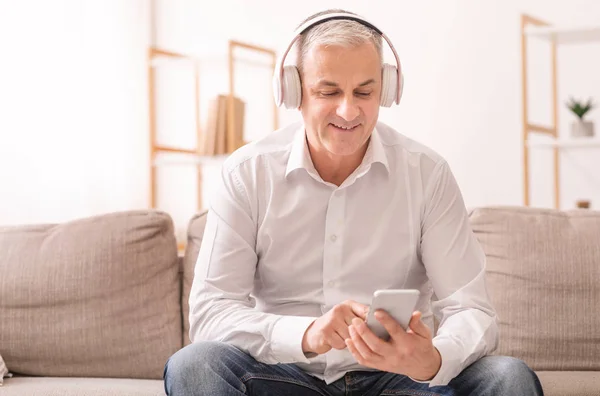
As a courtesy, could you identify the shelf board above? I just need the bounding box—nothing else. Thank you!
[524,25,600,44]
[527,137,600,148]
[153,153,229,166]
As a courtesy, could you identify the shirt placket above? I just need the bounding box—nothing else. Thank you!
[322,187,347,379]
[322,188,346,308]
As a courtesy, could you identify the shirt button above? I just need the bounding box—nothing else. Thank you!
[328,280,336,287]
[330,234,337,242]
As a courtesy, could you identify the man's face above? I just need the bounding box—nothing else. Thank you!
[300,42,381,159]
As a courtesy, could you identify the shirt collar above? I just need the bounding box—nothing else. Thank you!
[285,125,316,178]
[362,126,390,174]
[285,124,390,179]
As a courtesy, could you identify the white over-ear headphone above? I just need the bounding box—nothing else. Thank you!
[273,12,404,110]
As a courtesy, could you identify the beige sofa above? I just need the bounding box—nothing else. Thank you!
[0,211,184,395]
[0,206,599,395]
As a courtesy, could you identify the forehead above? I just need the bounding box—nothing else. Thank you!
[302,42,381,84]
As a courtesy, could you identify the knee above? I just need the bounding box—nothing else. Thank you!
[482,356,542,393]
[163,341,235,394]
[165,341,233,377]
[491,356,536,379]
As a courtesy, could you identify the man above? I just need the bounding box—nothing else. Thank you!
[164,9,544,395]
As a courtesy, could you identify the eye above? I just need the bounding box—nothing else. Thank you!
[356,92,372,97]
[320,91,338,97]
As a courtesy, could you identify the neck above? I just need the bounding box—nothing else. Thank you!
[306,136,369,187]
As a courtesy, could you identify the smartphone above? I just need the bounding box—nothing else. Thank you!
[365,289,421,340]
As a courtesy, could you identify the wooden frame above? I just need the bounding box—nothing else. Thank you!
[521,14,560,209]
[147,1,278,252]
[227,40,279,153]
[148,47,203,210]
[148,41,278,220]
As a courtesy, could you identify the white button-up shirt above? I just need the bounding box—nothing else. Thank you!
[189,120,498,387]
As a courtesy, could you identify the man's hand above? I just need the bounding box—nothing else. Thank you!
[345,310,442,381]
[302,300,368,355]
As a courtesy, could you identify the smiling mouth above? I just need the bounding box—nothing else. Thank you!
[330,123,360,131]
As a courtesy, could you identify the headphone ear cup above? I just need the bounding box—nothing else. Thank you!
[282,65,302,109]
[380,63,398,107]
[273,71,283,107]
[398,72,404,104]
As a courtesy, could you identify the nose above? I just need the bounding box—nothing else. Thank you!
[335,95,360,122]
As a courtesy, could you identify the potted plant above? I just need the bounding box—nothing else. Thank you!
[566,97,595,137]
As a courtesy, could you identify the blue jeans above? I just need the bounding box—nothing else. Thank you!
[164,342,544,395]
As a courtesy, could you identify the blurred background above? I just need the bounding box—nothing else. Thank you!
[1,0,599,246]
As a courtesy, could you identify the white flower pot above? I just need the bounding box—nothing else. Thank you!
[570,120,595,137]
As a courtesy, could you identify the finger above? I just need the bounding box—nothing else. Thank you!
[345,338,368,366]
[352,318,387,357]
[350,301,369,320]
[349,323,383,363]
[374,309,408,341]
[407,311,431,339]
[336,320,352,342]
[336,301,363,325]
[326,331,348,350]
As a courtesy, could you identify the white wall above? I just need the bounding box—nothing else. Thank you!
[2,0,600,238]
[0,0,150,225]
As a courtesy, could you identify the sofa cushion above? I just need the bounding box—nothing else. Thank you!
[536,371,600,396]
[0,210,182,379]
[182,210,208,345]
[0,376,164,396]
[469,206,600,371]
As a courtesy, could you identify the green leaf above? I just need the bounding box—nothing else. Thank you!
[566,97,596,119]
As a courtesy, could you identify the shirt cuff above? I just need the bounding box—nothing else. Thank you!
[270,315,318,364]
[427,336,465,387]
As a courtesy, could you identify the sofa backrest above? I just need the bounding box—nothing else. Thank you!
[0,210,182,380]
[470,206,600,371]
[182,210,208,345]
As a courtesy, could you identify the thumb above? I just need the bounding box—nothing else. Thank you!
[408,311,431,339]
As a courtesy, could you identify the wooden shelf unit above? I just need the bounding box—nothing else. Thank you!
[147,47,203,210]
[521,14,600,209]
[147,41,278,250]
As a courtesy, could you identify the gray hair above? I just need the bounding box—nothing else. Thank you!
[295,9,383,77]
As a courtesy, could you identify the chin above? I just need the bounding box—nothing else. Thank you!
[323,132,368,152]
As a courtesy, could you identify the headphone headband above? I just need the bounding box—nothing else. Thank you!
[296,15,383,35]
[273,12,402,106]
